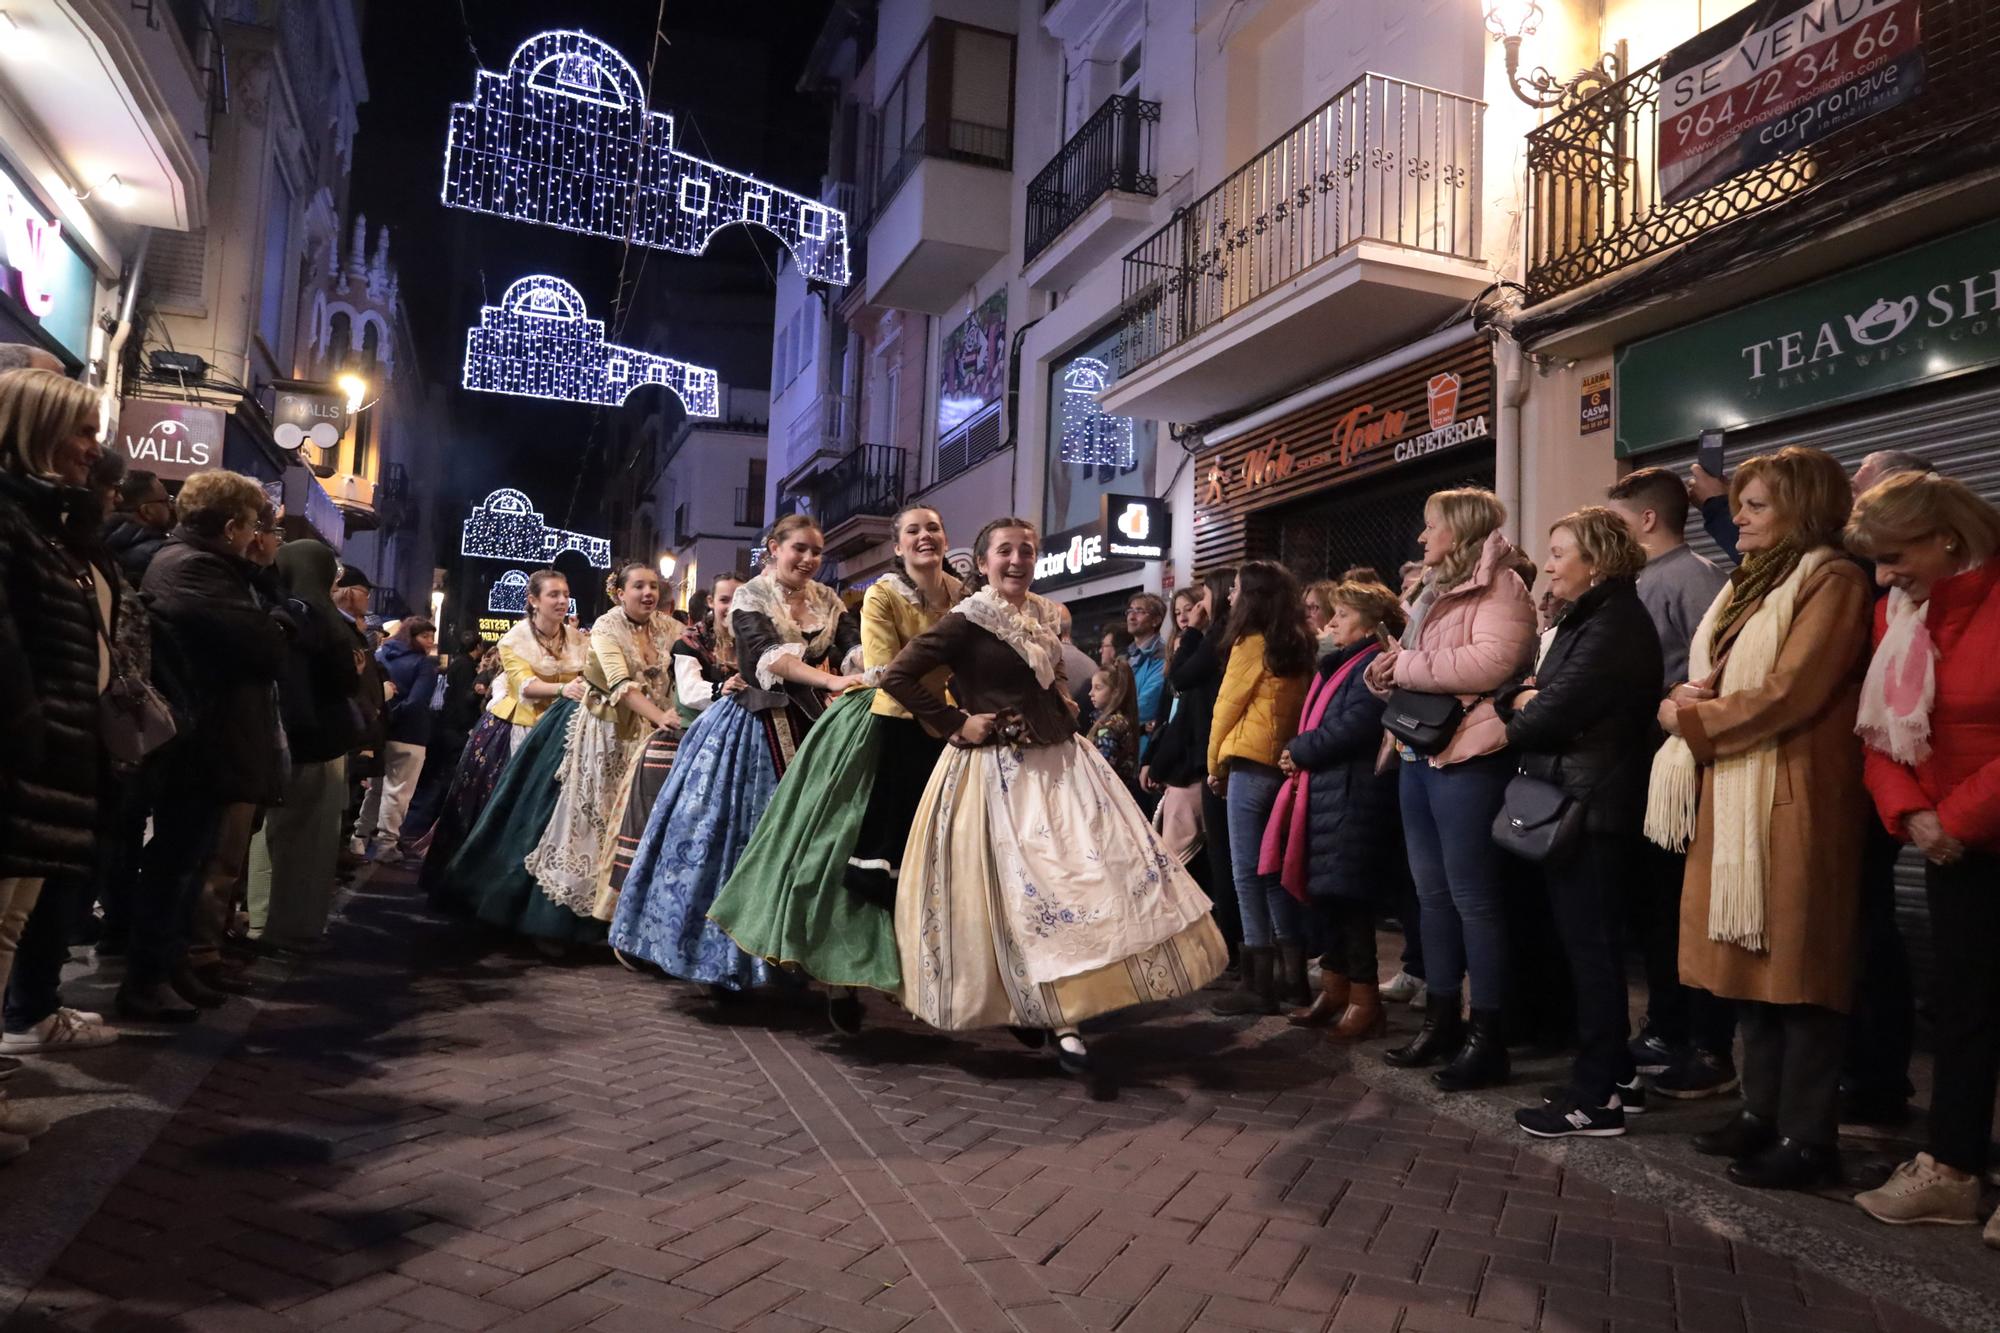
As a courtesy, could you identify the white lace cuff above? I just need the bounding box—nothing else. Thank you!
[756,641,806,690]
[859,664,888,687]
[605,678,636,707]
[841,645,865,676]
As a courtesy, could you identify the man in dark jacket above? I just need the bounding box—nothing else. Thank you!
[99,469,172,585]
[333,565,387,865]
[120,471,286,1021]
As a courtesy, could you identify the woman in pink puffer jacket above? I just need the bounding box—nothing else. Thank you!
[1365,489,1536,1092]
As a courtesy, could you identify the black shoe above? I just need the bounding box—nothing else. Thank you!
[1518,1093,1627,1139]
[1276,943,1312,1009]
[1628,1029,1681,1076]
[1652,1050,1740,1101]
[1006,1026,1047,1050]
[1692,1110,1778,1159]
[1384,993,1466,1069]
[1211,947,1278,1017]
[1839,1088,1912,1128]
[1542,1077,1646,1116]
[167,964,225,1010]
[1054,1032,1092,1076]
[115,983,200,1024]
[1433,1008,1509,1092]
[196,966,253,997]
[1726,1138,1842,1191]
[94,934,128,959]
[827,991,864,1037]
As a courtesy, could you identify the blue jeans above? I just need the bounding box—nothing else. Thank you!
[1225,762,1300,948]
[1399,754,1511,1010]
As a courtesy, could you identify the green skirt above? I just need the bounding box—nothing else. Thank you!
[438,697,608,946]
[708,688,899,992]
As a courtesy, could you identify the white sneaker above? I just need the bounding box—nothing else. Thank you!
[1855,1153,1980,1226]
[0,1092,50,1139]
[1380,970,1423,1004]
[372,843,404,865]
[0,1009,116,1053]
[0,1131,26,1164]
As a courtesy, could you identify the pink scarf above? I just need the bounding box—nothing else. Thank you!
[1260,645,1377,901]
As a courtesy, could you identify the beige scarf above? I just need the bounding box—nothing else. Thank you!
[1644,546,1837,951]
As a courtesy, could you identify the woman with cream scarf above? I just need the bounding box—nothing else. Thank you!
[1646,447,1871,1192]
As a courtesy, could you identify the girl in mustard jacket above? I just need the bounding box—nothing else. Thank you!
[1208,560,1315,1014]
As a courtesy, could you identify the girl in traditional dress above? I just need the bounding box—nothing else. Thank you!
[525,563,682,923]
[710,507,962,1034]
[422,569,587,910]
[610,518,864,990]
[882,518,1228,1082]
[598,573,744,926]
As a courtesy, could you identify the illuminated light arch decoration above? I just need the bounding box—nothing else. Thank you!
[1059,358,1136,468]
[442,30,851,285]
[463,275,719,415]
[462,487,611,569]
[486,569,575,616]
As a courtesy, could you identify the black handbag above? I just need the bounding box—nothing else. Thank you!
[1381,688,1465,755]
[1491,772,1587,864]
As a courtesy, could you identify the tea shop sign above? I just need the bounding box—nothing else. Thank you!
[1213,371,1488,505]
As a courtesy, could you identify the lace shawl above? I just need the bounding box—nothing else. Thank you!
[732,572,852,689]
[500,617,589,680]
[953,588,1063,690]
[589,607,681,710]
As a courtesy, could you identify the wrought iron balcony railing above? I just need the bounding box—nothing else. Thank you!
[1025,94,1160,264]
[1116,73,1482,376]
[1524,0,2000,303]
[809,444,907,533]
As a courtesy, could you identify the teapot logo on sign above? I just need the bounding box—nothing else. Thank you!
[1740,267,2000,393]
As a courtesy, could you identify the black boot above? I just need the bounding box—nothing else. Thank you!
[1214,948,1277,1016]
[1276,943,1312,1009]
[1384,993,1465,1068]
[1726,1138,1842,1191]
[1692,1110,1778,1159]
[1433,1008,1509,1091]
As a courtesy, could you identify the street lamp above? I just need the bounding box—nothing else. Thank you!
[657,552,676,580]
[1483,0,1625,111]
[337,372,370,414]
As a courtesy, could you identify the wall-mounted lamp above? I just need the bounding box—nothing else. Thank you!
[657,553,677,580]
[336,372,370,414]
[1483,0,1626,111]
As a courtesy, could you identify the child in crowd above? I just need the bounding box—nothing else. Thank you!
[1089,660,1141,794]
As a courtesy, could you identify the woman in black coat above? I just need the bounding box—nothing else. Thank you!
[0,368,109,1148]
[1496,508,1663,1140]
[1141,569,1238,956]
[1279,580,1406,1039]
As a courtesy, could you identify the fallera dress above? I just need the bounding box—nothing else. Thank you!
[882,588,1228,1031]
[709,570,963,993]
[608,573,862,988]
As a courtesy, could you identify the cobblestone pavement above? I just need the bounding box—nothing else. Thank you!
[0,869,1977,1333]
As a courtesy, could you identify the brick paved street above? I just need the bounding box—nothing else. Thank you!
[0,870,1987,1333]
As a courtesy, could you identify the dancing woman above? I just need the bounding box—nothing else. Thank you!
[610,517,864,988]
[710,506,962,1031]
[422,570,587,908]
[883,518,1228,1078]
[597,573,743,923]
[526,563,682,919]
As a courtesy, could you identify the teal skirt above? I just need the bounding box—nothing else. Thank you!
[707,689,900,993]
[436,697,608,945]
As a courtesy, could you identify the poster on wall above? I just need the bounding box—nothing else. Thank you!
[937,290,1007,435]
[1659,0,1925,205]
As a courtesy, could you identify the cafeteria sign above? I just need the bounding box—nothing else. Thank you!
[1660,0,1924,205]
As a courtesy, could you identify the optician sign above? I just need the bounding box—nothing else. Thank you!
[114,401,225,480]
[1615,217,2000,456]
[1660,0,1925,204]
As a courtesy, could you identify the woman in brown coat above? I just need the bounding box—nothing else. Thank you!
[1648,446,1872,1191]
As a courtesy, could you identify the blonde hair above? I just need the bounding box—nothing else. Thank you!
[1730,447,1852,549]
[1551,505,1647,580]
[0,368,97,479]
[764,513,820,554]
[176,470,267,537]
[1426,487,1507,592]
[1847,471,2000,565]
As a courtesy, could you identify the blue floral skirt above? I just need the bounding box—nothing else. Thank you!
[421,711,513,909]
[608,696,797,988]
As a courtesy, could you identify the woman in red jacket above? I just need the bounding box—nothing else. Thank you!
[1847,472,2000,1243]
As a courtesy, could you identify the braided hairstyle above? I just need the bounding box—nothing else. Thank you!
[961,516,1039,597]
[605,559,653,604]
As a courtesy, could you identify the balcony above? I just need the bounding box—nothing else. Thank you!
[1523,0,2000,307]
[803,444,908,558]
[1102,73,1486,425]
[780,391,858,490]
[1023,95,1160,289]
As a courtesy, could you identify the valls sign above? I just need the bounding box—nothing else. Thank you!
[114,401,224,481]
[1616,217,2000,456]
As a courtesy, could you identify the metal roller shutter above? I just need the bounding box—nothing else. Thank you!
[1265,453,1498,586]
[1633,366,2000,988]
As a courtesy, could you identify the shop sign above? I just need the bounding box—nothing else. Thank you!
[1033,494,1169,592]
[1215,370,1489,505]
[271,386,348,452]
[1,169,95,360]
[114,400,224,480]
[1580,371,1612,435]
[1660,0,1924,205]
[1616,217,2000,456]
[478,616,514,636]
[1101,494,1168,562]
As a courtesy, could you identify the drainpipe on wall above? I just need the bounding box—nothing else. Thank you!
[98,230,152,424]
[1494,331,1527,545]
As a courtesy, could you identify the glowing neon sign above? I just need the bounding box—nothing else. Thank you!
[462,488,611,569]
[488,569,575,616]
[462,275,719,415]
[0,175,61,318]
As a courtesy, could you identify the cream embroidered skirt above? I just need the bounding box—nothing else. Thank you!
[525,706,648,917]
[897,736,1226,1031]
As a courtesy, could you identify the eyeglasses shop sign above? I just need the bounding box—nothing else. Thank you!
[115,400,224,481]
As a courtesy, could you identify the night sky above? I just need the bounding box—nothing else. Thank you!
[348,1,829,532]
